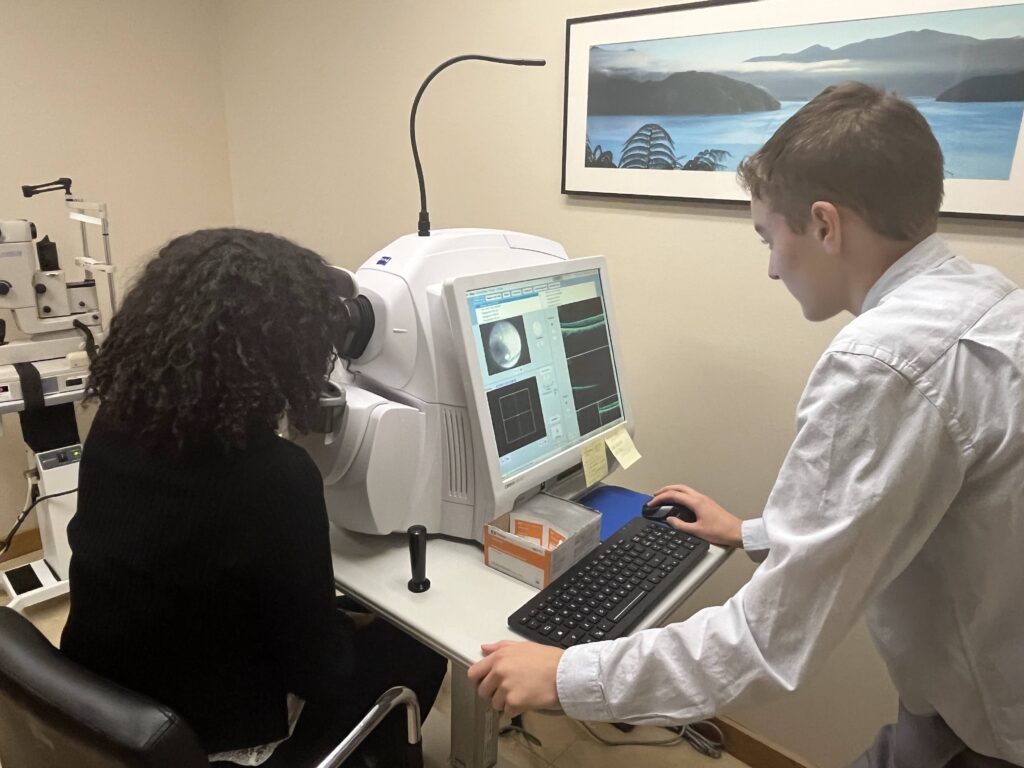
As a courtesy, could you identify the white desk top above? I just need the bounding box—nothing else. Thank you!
[330,524,731,668]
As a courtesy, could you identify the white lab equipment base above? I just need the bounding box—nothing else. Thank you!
[1,559,69,612]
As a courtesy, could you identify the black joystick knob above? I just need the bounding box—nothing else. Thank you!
[407,525,430,593]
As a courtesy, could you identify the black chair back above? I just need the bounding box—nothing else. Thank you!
[0,606,208,768]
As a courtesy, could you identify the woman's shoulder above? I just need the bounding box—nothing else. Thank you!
[230,434,325,508]
[233,437,329,543]
[244,433,321,480]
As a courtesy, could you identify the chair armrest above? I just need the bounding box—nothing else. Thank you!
[315,686,423,768]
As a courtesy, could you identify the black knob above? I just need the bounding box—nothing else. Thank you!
[35,283,47,294]
[0,281,10,296]
[42,305,52,314]
[407,525,430,593]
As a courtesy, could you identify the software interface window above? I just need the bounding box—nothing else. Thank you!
[466,269,624,479]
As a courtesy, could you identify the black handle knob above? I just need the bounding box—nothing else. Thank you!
[0,281,10,296]
[407,525,430,593]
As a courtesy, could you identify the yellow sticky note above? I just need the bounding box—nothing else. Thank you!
[605,424,641,469]
[581,438,609,486]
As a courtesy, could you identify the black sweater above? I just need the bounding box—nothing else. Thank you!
[60,414,354,752]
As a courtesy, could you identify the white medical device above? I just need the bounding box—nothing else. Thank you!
[0,445,82,610]
[297,228,633,541]
[297,53,633,541]
[0,178,115,369]
[0,179,115,612]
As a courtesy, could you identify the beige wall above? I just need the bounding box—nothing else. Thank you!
[0,1,234,535]
[218,1,1024,765]
[3,1,1022,764]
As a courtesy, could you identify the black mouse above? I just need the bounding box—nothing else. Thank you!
[641,502,697,524]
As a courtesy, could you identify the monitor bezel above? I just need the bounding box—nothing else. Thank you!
[443,255,633,505]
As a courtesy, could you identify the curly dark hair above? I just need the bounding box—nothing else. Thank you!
[86,228,347,449]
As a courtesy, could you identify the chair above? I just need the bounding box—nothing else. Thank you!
[0,606,423,768]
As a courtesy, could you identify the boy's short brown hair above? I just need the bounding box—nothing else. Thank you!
[737,82,944,242]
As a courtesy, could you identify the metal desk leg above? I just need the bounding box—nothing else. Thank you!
[449,661,498,768]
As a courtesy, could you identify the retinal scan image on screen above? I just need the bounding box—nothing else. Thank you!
[480,316,532,375]
[465,268,623,480]
[558,297,622,435]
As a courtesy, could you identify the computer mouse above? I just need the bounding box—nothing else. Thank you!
[641,502,697,524]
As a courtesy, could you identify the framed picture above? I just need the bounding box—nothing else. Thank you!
[562,0,1024,218]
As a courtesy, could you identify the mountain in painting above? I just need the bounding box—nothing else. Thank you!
[937,70,1024,101]
[588,71,780,116]
[731,29,1024,100]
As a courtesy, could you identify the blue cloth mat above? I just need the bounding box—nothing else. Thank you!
[579,484,653,541]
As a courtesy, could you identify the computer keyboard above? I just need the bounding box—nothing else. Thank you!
[508,516,710,648]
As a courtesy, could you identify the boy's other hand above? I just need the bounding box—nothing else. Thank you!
[467,640,563,717]
[649,484,743,548]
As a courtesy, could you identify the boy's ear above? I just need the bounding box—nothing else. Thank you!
[810,201,841,253]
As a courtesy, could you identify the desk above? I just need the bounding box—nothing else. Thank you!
[330,525,730,768]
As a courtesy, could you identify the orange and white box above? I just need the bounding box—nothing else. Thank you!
[483,493,601,589]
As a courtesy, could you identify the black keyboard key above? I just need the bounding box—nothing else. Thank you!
[610,588,647,623]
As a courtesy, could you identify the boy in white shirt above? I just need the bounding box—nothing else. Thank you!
[468,82,1024,767]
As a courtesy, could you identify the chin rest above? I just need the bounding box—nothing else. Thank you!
[0,606,423,768]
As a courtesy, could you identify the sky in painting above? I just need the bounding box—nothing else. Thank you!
[591,4,1024,78]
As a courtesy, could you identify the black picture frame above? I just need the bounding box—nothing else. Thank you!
[562,0,1024,219]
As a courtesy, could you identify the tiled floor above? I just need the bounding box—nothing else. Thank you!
[1,553,749,768]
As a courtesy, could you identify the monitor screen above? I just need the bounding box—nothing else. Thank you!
[464,267,624,480]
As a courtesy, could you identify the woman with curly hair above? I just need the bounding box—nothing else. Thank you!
[60,228,446,767]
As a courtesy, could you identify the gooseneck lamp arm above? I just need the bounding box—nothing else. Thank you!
[409,54,545,237]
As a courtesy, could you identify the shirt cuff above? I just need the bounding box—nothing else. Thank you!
[741,518,770,563]
[556,642,616,721]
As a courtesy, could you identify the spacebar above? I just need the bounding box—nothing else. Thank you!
[610,587,648,623]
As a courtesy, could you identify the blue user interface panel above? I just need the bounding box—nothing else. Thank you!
[465,268,624,480]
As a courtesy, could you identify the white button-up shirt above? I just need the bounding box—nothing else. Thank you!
[557,235,1024,764]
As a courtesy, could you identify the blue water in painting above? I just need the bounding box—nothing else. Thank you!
[586,99,1024,180]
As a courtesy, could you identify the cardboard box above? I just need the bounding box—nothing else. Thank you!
[483,493,601,589]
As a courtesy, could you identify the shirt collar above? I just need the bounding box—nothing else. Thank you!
[861,233,955,313]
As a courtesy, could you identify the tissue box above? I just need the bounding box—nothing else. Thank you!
[483,493,601,589]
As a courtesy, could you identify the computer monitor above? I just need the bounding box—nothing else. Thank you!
[445,256,631,510]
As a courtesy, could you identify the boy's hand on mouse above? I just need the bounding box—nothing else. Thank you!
[650,485,743,548]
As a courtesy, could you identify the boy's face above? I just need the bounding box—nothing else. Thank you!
[750,197,848,321]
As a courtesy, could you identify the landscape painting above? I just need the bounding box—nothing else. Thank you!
[562,0,1024,218]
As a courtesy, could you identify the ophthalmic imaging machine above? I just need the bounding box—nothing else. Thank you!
[298,229,633,544]
[295,55,635,545]
[0,178,116,611]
